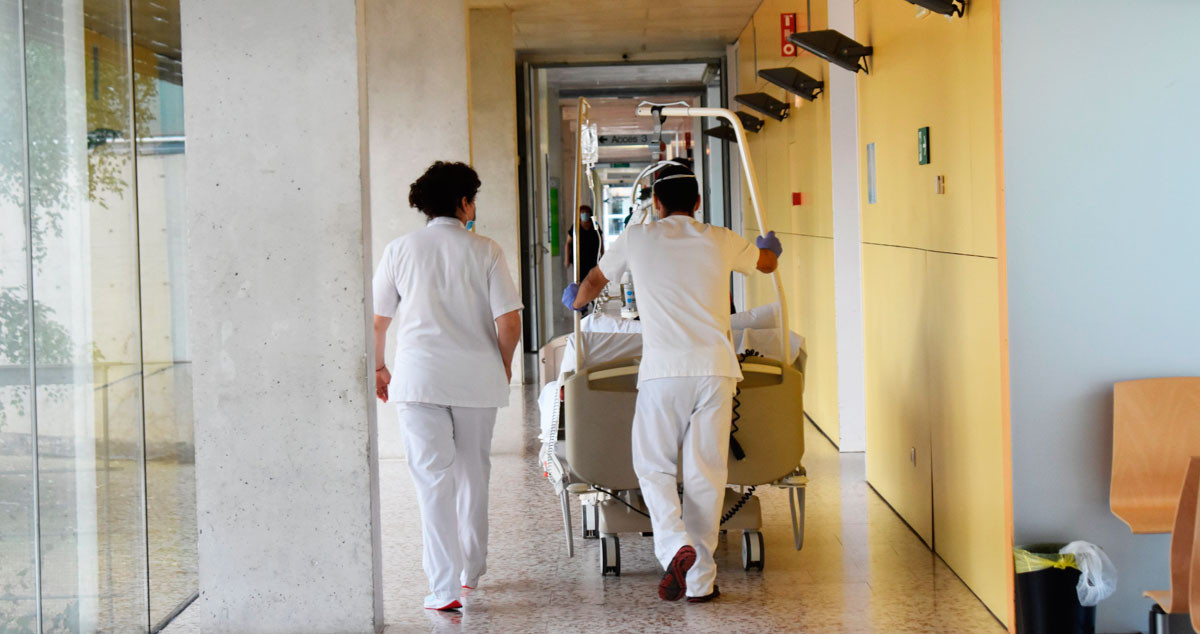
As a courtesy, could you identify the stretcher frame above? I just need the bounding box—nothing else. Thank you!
[549,99,807,575]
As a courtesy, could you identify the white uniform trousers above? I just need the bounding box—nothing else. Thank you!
[396,403,497,606]
[632,376,736,597]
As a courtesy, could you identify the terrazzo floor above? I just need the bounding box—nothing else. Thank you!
[167,384,1006,633]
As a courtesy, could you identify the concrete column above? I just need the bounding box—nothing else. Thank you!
[181,1,382,631]
[469,8,523,381]
[364,0,472,458]
[828,0,868,452]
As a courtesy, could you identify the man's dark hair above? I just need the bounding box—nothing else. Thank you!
[652,163,699,214]
[408,161,481,219]
[580,204,593,214]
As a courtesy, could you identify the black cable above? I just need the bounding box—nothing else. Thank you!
[721,486,756,525]
[591,485,651,519]
[729,349,762,461]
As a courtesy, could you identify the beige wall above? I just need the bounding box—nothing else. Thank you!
[468,7,524,381]
[365,0,472,458]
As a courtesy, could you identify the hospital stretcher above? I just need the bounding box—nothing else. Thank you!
[537,101,808,576]
[537,314,808,575]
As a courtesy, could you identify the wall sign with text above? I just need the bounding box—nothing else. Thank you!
[781,13,798,56]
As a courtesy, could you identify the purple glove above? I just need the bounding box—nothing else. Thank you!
[562,282,584,312]
[757,230,783,257]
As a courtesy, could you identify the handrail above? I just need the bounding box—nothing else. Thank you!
[635,105,791,362]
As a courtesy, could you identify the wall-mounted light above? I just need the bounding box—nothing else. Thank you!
[758,67,823,102]
[703,122,739,144]
[904,0,965,17]
[734,92,790,122]
[737,111,765,133]
[788,30,874,74]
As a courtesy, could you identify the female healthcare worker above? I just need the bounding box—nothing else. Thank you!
[372,161,523,611]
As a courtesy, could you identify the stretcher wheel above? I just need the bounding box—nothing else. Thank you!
[741,530,764,571]
[581,503,599,539]
[601,535,621,576]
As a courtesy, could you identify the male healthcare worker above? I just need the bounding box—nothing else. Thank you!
[562,162,782,602]
[374,161,523,611]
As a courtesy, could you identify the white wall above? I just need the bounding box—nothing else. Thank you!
[1003,2,1200,630]
[827,0,866,453]
[182,0,382,631]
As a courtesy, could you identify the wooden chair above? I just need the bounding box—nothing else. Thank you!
[1111,378,1200,533]
[1144,457,1200,614]
[1191,473,1200,632]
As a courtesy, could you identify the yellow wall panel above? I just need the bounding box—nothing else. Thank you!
[792,236,838,440]
[736,0,833,240]
[862,244,933,545]
[737,0,840,444]
[855,0,998,257]
[926,253,1007,622]
[788,97,833,238]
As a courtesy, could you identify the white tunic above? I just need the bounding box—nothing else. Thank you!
[373,217,523,408]
[597,214,759,384]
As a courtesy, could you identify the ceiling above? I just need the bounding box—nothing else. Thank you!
[468,0,762,56]
[544,62,711,93]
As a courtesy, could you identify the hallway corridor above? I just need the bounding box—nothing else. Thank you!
[383,386,1003,632]
[163,384,1005,632]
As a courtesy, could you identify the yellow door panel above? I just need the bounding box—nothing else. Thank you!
[926,253,1008,623]
[863,244,933,544]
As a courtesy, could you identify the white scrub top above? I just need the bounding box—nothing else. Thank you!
[597,214,759,384]
[373,217,523,408]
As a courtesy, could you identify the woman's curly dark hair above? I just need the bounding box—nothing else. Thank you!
[408,161,481,219]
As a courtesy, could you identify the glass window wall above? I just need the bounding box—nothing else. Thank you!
[0,0,194,631]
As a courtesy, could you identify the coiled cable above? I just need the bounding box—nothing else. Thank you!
[721,486,756,525]
[729,349,762,461]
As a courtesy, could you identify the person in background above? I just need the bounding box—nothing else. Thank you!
[372,161,523,612]
[565,204,604,281]
[561,163,782,604]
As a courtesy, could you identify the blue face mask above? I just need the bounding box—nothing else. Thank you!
[465,220,475,231]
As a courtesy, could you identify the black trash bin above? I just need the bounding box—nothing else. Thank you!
[1014,543,1097,634]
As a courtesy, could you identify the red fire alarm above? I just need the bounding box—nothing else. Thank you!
[792,192,804,206]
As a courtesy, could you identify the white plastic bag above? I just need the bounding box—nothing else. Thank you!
[1060,541,1117,606]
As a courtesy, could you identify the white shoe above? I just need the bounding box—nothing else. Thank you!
[423,593,462,611]
[461,575,480,590]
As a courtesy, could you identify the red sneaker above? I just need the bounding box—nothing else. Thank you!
[424,599,462,611]
[658,545,697,601]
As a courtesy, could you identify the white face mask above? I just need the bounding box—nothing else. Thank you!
[580,213,592,223]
